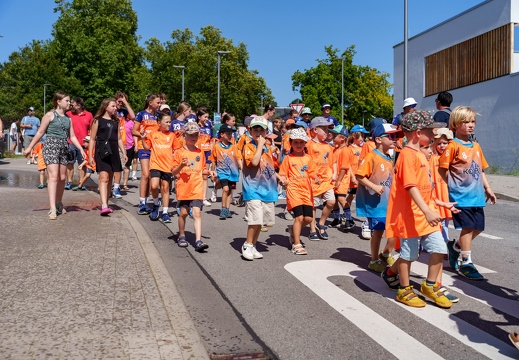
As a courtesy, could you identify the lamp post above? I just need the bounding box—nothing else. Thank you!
[362,110,367,128]
[341,57,345,126]
[173,65,185,100]
[43,84,50,113]
[217,50,231,114]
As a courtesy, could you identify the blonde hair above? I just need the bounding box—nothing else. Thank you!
[347,132,363,146]
[449,106,478,131]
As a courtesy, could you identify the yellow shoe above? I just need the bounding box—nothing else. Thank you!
[420,280,452,308]
[379,252,395,266]
[396,286,426,308]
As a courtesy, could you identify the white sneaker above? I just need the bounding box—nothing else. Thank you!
[203,199,212,206]
[361,220,372,240]
[242,242,254,260]
[284,210,294,220]
[210,189,217,203]
[251,246,263,259]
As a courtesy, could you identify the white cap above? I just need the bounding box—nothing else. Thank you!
[402,97,417,108]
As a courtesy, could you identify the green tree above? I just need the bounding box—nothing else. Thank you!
[145,26,274,120]
[291,45,393,126]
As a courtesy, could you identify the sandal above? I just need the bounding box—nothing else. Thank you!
[308,232,320,241]
[177,236,189,248]
[260,226,269,232]
[56,202,66,215]
[122,185,130,191]
[292,244,307,255]
[316,223,329,240]
[194,240,209,252]
[48,209,57,220]
[510,332,519,350]
[265,223,274,227]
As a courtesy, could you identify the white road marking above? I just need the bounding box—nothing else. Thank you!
[448,224,503,240]
[285,259,517,359]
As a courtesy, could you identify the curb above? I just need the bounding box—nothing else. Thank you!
[494,192,519,203]
[121,210,210,360]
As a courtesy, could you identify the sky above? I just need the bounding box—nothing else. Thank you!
[0,0,483,107]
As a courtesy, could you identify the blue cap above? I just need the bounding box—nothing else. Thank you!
[373,124,403,138]
[330,125,349,137]
[368,118,387,133]
[350,124,370,134]
[295,120,308,129]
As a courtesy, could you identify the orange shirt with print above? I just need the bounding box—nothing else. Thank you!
[279,153,316,210]
[360,140,376,161]
[196,133,212,152]
[237,132,252,153]
[172,147,206,200]
[282,133,291,154]
[386,146,440,239]
[145,130,179,173]
[430,154,451,219]
[118,117,127,146]
[334,146,350,194]
[306,139,333,196]
[84,148,96,172]
[136,113,159,150]
[347,144,362,188]
[34,143,46,171]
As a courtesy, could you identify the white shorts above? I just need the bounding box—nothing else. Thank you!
[313,189,335,207]
[245,200,275,226]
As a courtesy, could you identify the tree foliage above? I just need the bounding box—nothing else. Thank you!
[292,45,393,126]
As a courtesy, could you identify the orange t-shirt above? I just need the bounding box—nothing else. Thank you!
[135,111,159,150]
[279,153,316,210]
[359,140,376,161]
[196,132,212,152]
[34,143,46,171]
[85,148,96,172]
[172,147,206,200]
[281,133,291,154]
[306,139,334,196]
[237,132,252,153]
[430,154,451,219]
[334,146,350,194]
[346,144,362,189]
[118,117,126,146]
[145,130,179,173]
[386,146,441,239]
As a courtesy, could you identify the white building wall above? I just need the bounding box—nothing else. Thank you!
[394,0,519,173]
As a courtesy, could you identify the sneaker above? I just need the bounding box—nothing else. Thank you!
[149,205,160,221]
[210,189,217,203]
[447,240,460,270]
[329,218,341,228]
[203,199,212,207]
[278,193,286,200]
[226,209,233,218]
[81,186,87,191]
[242,242,254,261]
[396,286,426,308]
[361,220,372,239]
[112,188,122,199]
[284,210,294,220]
[308,232,320,241]
[381,268,399,291]
[72,186,80,191]
[219,208,227,220]
[37,184,44,189]
[138,203,152,215]
[131,176,138,181]
[368,260,386,273]
[379,252,395,266]
[344,219,355,230]
[286,225,294,245]
[251,246,263,259]
[27,160,31,165]
[162,213,172,223]
[439,286,459,303]
[189,207,193,218]
[420,281,452,308]
[459,263,484,280]
[100,207,113,216]
[64,182,72,190]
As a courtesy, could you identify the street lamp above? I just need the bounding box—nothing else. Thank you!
[217,50,231,114]
[43,84,50,113]
[362,110,367,128]
[173,65,185,100]
[341,57,345,126]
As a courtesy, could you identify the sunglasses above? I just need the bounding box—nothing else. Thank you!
[379,133,398,140]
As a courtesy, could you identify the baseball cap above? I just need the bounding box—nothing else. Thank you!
[159,104,170,111]
[301,107,312,115]
[402,97,417,108]
[295,120,308,129]
[350,124,370,134]
[368,118,387,133]
[29,107,35,111]
[310,116,331,129]
[289,128,309,142]
[219,124,237,133]
[434,128,453,140]
[330,125,349,137]
[183,122,200,134]
[83,136,91,142]
[244,115,256,126]
[373,124,403,138]
[321,103,331,109]
[187,114,197,122]
[401,109,446,132]
[250,116,269,129]
[285,119,296,126]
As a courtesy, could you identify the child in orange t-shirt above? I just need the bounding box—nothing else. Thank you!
[278,128,318,255]
[343,127,366,229]
[34,141,46,189]
[172,122,215,252]
[330,126,350,228]
[74,136,96,191]
[381,110,458,309]
[142,111,180,223]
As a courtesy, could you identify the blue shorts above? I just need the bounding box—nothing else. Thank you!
[68,143,84,164]
[452,206,485,231]
[87,168,94,174]
[204,150,212,165]
[138,149,151,160]
[400,231,447,262]
[367,217,386,231]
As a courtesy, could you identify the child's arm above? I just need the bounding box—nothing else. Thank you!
[331,162,338,182]
[140,131,151,151]
[250,136,266,167]
[408,186,442,227]
[349,165,357,185]
[438,167,448,184]
[434,198,460,213]
[481,172,497,205]
[334,168,346,190]
[78,160,87,170]
[172,157,189,176]
[356,175,384,195]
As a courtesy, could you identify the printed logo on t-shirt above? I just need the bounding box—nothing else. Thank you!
[261,163,276,179]
[299,164,309,175]
[464,160,481,180]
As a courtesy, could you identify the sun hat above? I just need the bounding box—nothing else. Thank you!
[402,97,417,108]
[373,124,404,138]
[244,115,256,126]
[401,109,446,132]
[434,128,453,140]
[183,122,200,134]
[289,128,309,142]
[159,104,170,111]
[301,107,312,115]
[350,124,370,134]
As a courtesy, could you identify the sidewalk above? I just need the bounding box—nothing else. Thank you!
[0,161,209,359]
[486,173,519,202]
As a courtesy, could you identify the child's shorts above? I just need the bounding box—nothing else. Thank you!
[400,231,447,262]
[367,217,386,231]
[452,206,485,231]
[219,179,236,189]
[313,189,335,207]
[245,200,275,226]
[292,204,313,218]
[137,149,151,160]
[87,168,94,174]
[204,150,212,165]
[150,169,173,182]
[178,199,203,210]
[347,188,357,195]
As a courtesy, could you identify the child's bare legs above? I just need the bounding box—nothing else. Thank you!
[398,259,412,287]
[139,159,150,199]
[78,173,91,188]
[150,178,160,200]
[39,170,45,185]
[123,165,130,187]
[382,237,395,255]
[98,170,113,206]
[246,224,261,245]
[222,185,229,208]
[55,164,67,206]
[160,179,170,211]
[458,228,482,264]
[202,174,208,201]
[427,253,444,283]
[318,200,333,227]
[293,216,312,245]
[370,230,384,261]
[178,207,188,237]
[310,208,317,233]
[192,206,202,240]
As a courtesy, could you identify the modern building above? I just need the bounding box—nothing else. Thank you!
[394,0,519,173]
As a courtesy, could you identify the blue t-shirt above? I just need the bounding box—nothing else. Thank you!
[325,115,339,127]
[392,113,403,126]
[21,116,41,136]
[170,119,186,133]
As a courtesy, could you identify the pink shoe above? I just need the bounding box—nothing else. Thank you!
[100,207,113,216]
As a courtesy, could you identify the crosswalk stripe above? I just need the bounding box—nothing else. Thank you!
[285,259,517,359]
[447,224,503,239]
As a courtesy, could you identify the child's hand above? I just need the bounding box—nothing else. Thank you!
[485,187,497,205]
[434,198,460,213]
[424,209,442,227]
[372,184,385,195]
[78,164,83,170]
[180,157,189,167]
[257,135,266,147]
[314,176,321,185]
[140,130,147,138]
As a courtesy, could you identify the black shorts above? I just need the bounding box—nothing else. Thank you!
[292,204,313,218]
[125,147,136,167]
[347,188,357,195]
[219,179,236,189]
[334,193,347,199]
[178,199,203,210]
[452,206,485,231]
[150,169,173,182]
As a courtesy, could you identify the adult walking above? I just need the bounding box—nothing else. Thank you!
[23,91,85,219]
[113,91,136,198]
[65,97,93,189]
[89,98,127,215]
[10,119,19,153]
[262,104,276,134]
[21,107,40,164]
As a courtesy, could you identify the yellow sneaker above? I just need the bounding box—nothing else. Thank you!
[379,252,395,266]
[420,280,452,309]
[396,286,426,308]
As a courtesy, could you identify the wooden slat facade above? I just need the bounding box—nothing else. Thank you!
[425,23,512,96]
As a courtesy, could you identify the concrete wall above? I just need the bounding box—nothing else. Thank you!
[393,0,519,173]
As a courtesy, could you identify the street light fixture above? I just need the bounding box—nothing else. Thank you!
[43,84,50,113]
[173,65,185,100]
[217,50,231,114]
